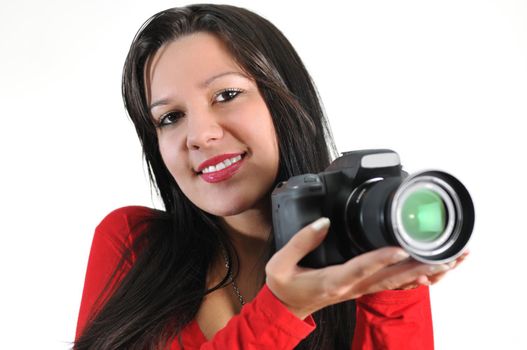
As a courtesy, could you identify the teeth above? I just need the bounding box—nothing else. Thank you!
[204,165,215,173]
[202,155,243,174]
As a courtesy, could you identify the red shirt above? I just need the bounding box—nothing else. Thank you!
[76,206,434,349]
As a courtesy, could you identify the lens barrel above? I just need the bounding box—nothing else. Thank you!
[390,170,474,263]
[347,170,474,264]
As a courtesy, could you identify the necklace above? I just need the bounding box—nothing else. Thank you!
[221,248,246,306]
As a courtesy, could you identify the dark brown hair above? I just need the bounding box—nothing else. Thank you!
[75,4,355,349]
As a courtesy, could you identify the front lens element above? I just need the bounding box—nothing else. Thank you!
[401,189,446,241]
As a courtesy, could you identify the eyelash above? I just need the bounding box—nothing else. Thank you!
[156,88,244,128]
[215,88,243,103]
[157,111,184,128]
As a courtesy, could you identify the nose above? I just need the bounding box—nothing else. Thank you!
[185,108,224,150]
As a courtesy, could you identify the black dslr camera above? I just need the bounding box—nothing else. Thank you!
[272,149,474,268]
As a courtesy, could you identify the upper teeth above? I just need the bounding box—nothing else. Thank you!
[201,155,243,174]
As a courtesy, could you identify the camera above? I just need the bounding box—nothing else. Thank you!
[271,149,474,267]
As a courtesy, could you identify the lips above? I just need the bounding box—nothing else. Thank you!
[195,152,246,184]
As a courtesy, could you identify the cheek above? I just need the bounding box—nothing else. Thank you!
[235,103,278,148]
[264,126,279,170]
[158,133,185,177]
[249,111,280,182]
[258,112,279,163]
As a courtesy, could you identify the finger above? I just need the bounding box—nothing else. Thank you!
[398,275,431,289]
[396,251,470,288]
[356,261,450,295]
[429,253,469,284]
[428,271,448,285]
[447,251,469,270]
[400,273,445,289]
[326,247,411,287]
[456,251,469,264]
[267,217,330,273]
[416,275,431,285]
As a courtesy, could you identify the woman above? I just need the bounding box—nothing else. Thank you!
[75,4,465,349]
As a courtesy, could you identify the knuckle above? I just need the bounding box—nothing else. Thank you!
[354,264,369,279]
[322,285,342,299]
[343,280,363,297]
[322,280,349,300]
[383,279,399,290]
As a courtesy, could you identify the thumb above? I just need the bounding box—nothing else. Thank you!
[270,217,330,269]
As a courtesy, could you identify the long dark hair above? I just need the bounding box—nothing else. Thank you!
[75,4,355,349]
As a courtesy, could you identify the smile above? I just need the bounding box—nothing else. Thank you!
[201,154,243,174]
[197,153,246,184]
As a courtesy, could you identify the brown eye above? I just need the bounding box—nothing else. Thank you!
[214,88,243,103]
[158,111,185,127]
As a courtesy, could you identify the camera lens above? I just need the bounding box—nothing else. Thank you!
[390,171,474,263]
[400,188,446,242]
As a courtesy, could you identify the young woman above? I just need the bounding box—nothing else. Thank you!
[74,4,466,349]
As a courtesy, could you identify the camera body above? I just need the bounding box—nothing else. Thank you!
[272,149,474,267]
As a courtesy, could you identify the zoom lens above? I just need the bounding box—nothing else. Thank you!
[390,170,474,264]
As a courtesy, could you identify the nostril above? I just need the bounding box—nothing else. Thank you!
[186,125,224,150]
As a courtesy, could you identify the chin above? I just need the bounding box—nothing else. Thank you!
[204,197,265,218]
[209,204,250,218]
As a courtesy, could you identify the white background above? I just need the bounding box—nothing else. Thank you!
[1,0,526,349]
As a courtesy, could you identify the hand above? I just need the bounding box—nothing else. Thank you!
[265,218,454,320]
[397,250,470,290]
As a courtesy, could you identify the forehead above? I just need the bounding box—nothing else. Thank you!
[145,32,244,102]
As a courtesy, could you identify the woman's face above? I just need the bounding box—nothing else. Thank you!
[145,32,279,217]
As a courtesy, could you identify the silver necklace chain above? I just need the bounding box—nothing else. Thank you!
[221,248,246,306]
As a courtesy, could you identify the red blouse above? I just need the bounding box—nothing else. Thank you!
[76,206,434,349]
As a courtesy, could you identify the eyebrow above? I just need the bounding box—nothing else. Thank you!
[148,71,250,111]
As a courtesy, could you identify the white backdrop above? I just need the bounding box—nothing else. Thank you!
[1,0,526,349]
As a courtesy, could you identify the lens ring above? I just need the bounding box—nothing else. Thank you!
[391,174,463,257]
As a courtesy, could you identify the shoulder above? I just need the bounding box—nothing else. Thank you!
[93,206,165,255]
[96,205,160,233]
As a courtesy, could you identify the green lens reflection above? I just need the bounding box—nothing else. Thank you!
[401,189,446,241]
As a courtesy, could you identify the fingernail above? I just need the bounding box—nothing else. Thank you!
[419,276,431,286]
[428,264,450,274]
[393,250,410,261]
[448,261,457,269]
[311,217,330,231]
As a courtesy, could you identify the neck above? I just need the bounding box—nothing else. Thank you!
[219,196,272,253]
[217,198,273,301]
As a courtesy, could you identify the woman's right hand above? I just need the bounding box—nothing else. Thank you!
[265,217,451,320]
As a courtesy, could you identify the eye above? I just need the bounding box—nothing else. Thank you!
[214,88,243,103]
[157,111,185,128]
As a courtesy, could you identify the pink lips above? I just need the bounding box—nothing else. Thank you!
[197,153,245,184]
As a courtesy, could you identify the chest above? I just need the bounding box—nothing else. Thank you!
[195,287,242,340]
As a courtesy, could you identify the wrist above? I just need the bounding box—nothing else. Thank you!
[265,285,314,320]
[283,304,312,321]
